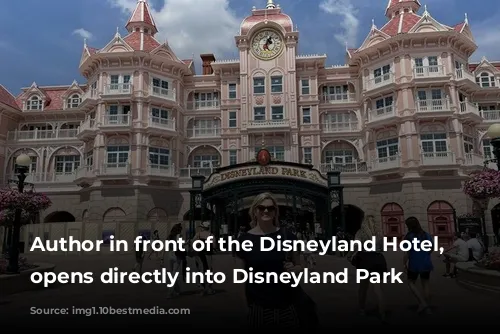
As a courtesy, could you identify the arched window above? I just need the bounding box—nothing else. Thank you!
[67,94,81,108]
[476,72,496,88]
[26,96,42,110]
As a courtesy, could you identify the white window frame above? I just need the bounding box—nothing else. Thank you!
[229,150,237,165]
[322,85,348,100]
[149,147,170,166]
[303,147,312,163]
[420,133,448,154]
[106,145,129,166]
[373,64,391,84]
[482,139,492,158]
[254,107,266,120]
[109,74,132,92]
[193,119,220,136]
[228,111,237,128]
[463,135,475,154]
[301,79,310,95]
[271,106,284,120]
[151,76,170,96]
[26,96,42,110]
[107,105,130,124]
[476,72,496,88]
[416,89,444,110]
[253,77,265,95]
[414,56,439,74]
[151,107,171,122]
[228,83,237,99]
[376,138,399,160]
[271,76,283,93]
[302,107,311,124]
[85,150,93,167]
[325,150,353,164]
[374,96,394,115]
[194,92,219,108]
[324,112,356,130]
[66,94,81,109]
[55,155,80,174]
[193,155,219,168]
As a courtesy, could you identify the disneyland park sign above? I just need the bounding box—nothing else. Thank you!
[203,164,327,190]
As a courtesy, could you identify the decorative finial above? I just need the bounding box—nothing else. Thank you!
[252,6,256,11]
[423,4,428,15]
[371,18,376,30]
[295,24,298,31]
[115,27,120,38]
[345,41,348,51]
[464,13,468,24]
[83,38,87,47]
[266,0,276,9]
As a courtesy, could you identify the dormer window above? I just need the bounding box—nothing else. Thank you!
[26,96,42,110]
[476,72,496,88]
[67,94,81,109]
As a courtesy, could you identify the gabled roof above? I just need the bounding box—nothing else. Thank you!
[126,0,158,34]
[123,31,161,52]
[0,85,21,110]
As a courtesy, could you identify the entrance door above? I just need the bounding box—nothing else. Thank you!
[381,203,405,239]
[427,201,454,247]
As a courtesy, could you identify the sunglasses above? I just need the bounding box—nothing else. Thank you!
[257,205,276,212]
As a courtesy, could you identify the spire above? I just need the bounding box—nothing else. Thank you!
[126,0,158,35]
[464,13,468,24]
[385,0,421,18]
[266,0,276,9]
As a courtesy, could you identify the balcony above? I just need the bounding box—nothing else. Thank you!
[186,127,221,138]
[149,87,176,102]
[102,83,133,98]
[186,99,220,110]
[77,119,97,139]
[364,73,395,92]
[320,93,357,104]
[463,153,486,169]
[146,164,176,180]
[100,114,131,131]
[322,122,359,133]
[98,162,130,179]
[179,166,216,178]
[145,117,176,136]
[7,128,79,142]
[246,119,290,132]
[413,65,448,81]
[370,155,401,173]
[6,172,76,184]
[415,98,452,117]
[367,106,395,123]
[459,100,481,120]
[319,161,368,174]
[420,152,456,166]
[74,166,96,186]
[79,88,98,109]
[480,110,500,122]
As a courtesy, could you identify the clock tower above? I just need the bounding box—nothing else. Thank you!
[235,0,300,162]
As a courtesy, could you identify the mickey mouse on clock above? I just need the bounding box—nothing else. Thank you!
[251,29,283,60]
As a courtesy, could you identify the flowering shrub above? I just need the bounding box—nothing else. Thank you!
[0,189,51,225]
[476,248,500,271]
[462,169,500,199]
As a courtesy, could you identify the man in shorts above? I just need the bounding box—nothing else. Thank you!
[441,232,468,277]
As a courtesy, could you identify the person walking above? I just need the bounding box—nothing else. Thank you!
[403,217,433,314]
[164,224,185,298]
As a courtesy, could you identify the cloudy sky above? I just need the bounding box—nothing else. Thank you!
[1,0,499,94]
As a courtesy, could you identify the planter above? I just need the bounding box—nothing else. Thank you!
[456,262,500,295]
[0,262,56,297]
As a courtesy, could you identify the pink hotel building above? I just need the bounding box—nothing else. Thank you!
[0,0,499,243]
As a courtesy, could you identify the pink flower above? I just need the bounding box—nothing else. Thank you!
[0,188,52,226]
[462,169,500,200]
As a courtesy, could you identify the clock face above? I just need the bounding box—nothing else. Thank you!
[251,30,283,60]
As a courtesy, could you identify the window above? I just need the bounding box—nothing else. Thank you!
[228,83,237,99]
[324,112,356,131]
[463,135,475,154]
[254,107,266,120]
[194,92,219,108]
[67,94,81,108]
[271,76,283,93]
[151,107,171,122]
[229,150,237,165]
[414,56,439,74]
[14,156,37,173]
[476,72,496,88]
[106,146,129,166]
[376,138,399,161]
[254,146,285,161]
[193,119,220,136]
[151,77,170,96]
[228,111,237,128]
[322,85,348,100]
[420,133,447,154]
[110,74,131,91]
[26,96,42,110]
[483,139,492,158]
[193,155,219,168]
[149,147,170,166]
[373,65,391,83]
[301,79,310,95]
[416,89,444,110]
[303,147,312,163]
[375,96,394,115]
[325,150,353,164]
[85,151,93,167]
[271,106,284,120]
[107,105,130,124]
[55,155,80,173]
[455,61,463,70]
[302,107,311,124]
[253,77,265,94]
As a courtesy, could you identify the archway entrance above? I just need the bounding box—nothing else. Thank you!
[44,211,76,223]
[427,200,455,247]
[332,204,364,236]
[192,159,332,239]
[492,204,500,245]
[381,202,405,239]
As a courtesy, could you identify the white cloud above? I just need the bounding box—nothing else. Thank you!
[107,0,241,59]
[73,28,93,40]
[471,14,500,60]
[319,0,359,47]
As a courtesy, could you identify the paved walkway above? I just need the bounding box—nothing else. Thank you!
[1,251,497,328]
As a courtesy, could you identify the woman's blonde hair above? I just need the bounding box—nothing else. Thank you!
[248,192,280,227]
[355,215,382,242]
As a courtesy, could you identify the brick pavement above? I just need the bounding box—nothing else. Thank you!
[0,251,497,328]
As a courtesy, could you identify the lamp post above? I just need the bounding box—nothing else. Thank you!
[486,123,500,170]
[6,153,31,274]
[326,171,344,242]
[189,175,205,239]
